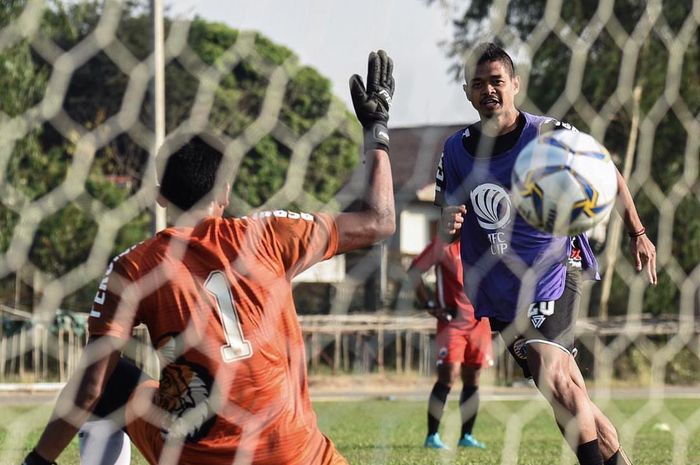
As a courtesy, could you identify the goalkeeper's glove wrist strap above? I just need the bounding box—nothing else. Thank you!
[363,122,389,152]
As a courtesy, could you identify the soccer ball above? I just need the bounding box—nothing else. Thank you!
[511,130,618,236]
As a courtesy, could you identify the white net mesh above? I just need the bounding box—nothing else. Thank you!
[0,0,698,464]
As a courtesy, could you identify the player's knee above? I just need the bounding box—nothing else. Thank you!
[437,364,459,387]
[540,369,577,403]
[439,377,456,389]
[461,366,481,385]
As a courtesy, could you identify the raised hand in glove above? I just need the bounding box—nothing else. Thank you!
[349,50,395,152]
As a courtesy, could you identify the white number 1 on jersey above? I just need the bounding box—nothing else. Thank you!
[204,271,253,363]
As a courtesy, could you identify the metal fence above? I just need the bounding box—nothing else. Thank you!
[1,311,699,385]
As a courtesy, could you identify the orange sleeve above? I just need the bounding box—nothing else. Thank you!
[266,211,339,278]
[87,256,140,340]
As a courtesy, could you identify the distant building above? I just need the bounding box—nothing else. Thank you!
[391,124,463,258]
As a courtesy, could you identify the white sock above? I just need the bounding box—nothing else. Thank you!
[78,419,131,465]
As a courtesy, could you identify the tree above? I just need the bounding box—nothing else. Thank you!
[430,0,699,316]
[0,0,360,312]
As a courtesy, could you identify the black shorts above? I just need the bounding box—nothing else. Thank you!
[92,357,147,425]
[490,266,581,378]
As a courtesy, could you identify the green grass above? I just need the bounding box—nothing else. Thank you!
[1,398,699,464]
[317,398,700,464]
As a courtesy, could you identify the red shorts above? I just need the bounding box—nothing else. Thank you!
[435,318,493,367]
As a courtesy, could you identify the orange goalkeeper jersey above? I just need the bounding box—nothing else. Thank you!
[88,211,345,465]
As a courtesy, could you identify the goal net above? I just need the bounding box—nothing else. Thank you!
[0,0,698,464]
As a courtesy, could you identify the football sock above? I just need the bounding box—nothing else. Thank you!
[459,385,479,437]
[604,448,633,465]
[79,419,131,465]
[427,382,451,435]
[604,451,620,465]
[576,438,604,465]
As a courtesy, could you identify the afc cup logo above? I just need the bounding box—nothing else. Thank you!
[470,183,513,230]
[470,183,512,255]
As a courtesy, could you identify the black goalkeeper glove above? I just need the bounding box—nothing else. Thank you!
[349,50,395,152]
[22,450,56,465]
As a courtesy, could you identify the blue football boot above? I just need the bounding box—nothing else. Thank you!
[424,432,450,449]
[458,433,486,449]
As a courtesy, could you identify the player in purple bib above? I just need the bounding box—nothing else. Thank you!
[436,110,598,323]
[435,43,657,465]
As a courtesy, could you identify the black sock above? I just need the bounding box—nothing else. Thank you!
[427,381,451,435]
[459,385,479,437]
[604,451,620,465]
[576,439,604,465]
[604,449,632,465]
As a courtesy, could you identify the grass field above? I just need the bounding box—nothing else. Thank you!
[0,397,698,464]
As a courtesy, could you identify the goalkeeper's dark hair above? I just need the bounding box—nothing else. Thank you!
[467,42,515,78]
[159,136,224,211]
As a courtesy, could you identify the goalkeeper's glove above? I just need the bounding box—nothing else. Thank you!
[349,50,395,152]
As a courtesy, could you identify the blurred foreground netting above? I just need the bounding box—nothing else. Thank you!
[0,1,698,464]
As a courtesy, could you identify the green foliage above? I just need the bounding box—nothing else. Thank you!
[188,19,241,64]
[6,136,68,200]
[614,344,652,383]
[233,136,289,207]
[433,0,700,317]
[0,0,24,28]
[282,67,332,135]
[29,203,98,276]
[305,131,359,203]
[673,196,700,273]
[0,1,50,115]
[0,207,19,253]
[665,346,700,385]
[0,45,48,116]
[0,0,359,313]
[612,339,700,385]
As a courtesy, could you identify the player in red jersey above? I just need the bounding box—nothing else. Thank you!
[408,236,492,450]
[22,50,395,465]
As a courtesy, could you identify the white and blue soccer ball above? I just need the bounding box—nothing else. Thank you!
[511,129,618,236]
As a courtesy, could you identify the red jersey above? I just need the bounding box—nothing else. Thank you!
[410,237,478,328]
[88,211,345,465]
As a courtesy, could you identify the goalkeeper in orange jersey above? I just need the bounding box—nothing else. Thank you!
[22,50,395,465]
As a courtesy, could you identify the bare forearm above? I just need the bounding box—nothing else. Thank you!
[34,376,100,461]
[614,169,644,233]
[29,343,121,463]
[364,149,395,233]
[35,414,87,461]
[336,149,395,253]
[614,168,657,284]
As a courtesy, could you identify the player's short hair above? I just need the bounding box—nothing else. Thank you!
[465,42,515,81]
[159,136,224,211]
